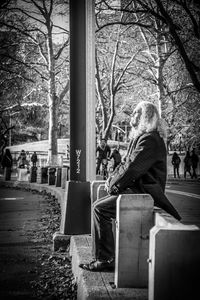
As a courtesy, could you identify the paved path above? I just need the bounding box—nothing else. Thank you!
[0,187,50,300]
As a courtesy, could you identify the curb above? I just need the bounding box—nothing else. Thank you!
[0,179,65,205]
[70,235,148,300]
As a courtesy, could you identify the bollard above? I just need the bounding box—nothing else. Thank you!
[55,167,62,187]
[29,166,37,183]
[41,167,48,183]
[37,167,48,184]
[36,167,42,183]
[48,167,56,185]
[61,166,69,189]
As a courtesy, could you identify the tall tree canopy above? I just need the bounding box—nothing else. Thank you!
[1,0,199,158]
[95,0,200,150]
[0,0,69,164]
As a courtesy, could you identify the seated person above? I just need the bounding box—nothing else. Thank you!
[79,101,181,272]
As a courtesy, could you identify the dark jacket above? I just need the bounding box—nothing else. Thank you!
[109,130,181,220]
[110,149,121,163]
[172,152,181,166]
[31,153,38,163]
[1,149,13,168]
[184,152,192,170]
[96,145,111,160]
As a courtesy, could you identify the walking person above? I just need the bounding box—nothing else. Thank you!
[183,150,192,179]
[79,101,181,272]
[191,148,199,179]
[171,151,181,178]
[1,148,13,180]
[31,151,38,167]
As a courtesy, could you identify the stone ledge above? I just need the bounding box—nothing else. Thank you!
[53,231,70,252]
[70,235,148,300]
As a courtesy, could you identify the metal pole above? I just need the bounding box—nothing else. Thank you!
[60,0,95,235]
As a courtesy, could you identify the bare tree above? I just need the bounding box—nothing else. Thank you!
[95,0,200,149]
[0,0,69,165]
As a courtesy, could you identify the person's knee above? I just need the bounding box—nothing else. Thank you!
[93,201,103,213]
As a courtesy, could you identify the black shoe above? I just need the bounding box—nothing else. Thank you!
[79,259,114,272]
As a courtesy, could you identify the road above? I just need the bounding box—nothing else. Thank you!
[166,180,200,226]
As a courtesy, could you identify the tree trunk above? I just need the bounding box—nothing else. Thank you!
[48,90,58,165]
[156,24,165,117]
[47,21,58,166]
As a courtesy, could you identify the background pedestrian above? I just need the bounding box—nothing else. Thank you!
[184,150,192,179]
[191,148,199,179]
[171,151,181,178]
[31,151,38,167]
[1,148,13,180]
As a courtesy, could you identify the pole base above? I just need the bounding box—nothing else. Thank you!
[60,181,91,235]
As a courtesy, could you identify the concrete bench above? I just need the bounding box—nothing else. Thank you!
[90,180,200,293]
[17,168,29,181]
[115,194,154,288]
[149,212,200,300]
[91,181,154,288]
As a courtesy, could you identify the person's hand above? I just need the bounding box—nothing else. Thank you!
[110,184,120,195]
[105,176,112,193]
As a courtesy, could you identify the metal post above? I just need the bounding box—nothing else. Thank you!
[60,0,95,235]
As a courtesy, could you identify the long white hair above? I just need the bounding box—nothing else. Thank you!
[129,101,168,142]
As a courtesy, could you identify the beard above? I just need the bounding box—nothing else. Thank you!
[128,125,141,141]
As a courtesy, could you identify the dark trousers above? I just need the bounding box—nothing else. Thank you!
[4,167,11,181]
[191,166,197,179]
[96,159,101,174]
[92,188,140,261]
[173,166,180,178]
[184,167,192,179]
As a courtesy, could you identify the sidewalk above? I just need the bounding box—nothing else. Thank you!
[0,180,75,300]
[0,186,51,299]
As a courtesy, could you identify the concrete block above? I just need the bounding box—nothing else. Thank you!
[55,167,62,187]
[90,180,105,203]
[52,231,70,252]
[115,194,154,288]
[149,216,200,300]
[61,167,69,189]
[18,168,29,181]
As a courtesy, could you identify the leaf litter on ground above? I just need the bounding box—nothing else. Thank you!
[14,187,77,300]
